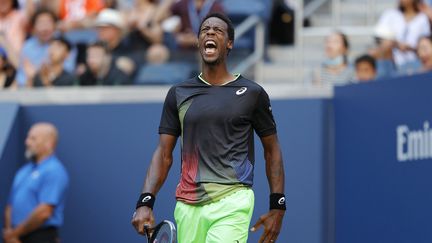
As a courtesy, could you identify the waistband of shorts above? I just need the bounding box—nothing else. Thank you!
[20,226,58,239]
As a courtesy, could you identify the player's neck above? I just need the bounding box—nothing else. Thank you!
[201,64,234,86]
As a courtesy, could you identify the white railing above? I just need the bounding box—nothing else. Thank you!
[232,15,265,83]
[293,0,394,83]
[304,0,328,18]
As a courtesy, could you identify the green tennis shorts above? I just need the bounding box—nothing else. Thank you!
[174,188,255,243]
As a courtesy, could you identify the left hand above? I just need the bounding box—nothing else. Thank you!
[2,228,21,243]
[250,209,285,243]
[39,63,53,86]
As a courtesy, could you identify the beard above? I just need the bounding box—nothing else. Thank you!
[203,58,220,66]
[25,149,38,162]
[202,55,224,66]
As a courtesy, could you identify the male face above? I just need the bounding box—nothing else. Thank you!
[198,17,233,66]
[48,40,69,64]
[97,26,121,48]
[356,61,376,81]
[25,125,48,161]
[34,13,56,43]
[25,123,57,162]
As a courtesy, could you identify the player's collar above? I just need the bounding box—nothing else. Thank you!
[198,73,241,86]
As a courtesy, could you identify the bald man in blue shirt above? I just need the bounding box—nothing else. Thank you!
[3,123,69,243]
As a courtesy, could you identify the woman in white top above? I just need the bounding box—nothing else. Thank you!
[376,0,431,67]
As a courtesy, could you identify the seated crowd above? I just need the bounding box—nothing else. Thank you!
[313,0,432,85]
[0,0,227,89]
[1,0,432,90]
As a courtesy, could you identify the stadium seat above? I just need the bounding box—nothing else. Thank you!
[220,0,272,50]
[63,29,98,45]
[221,0,271,20]
[134,62,195,85]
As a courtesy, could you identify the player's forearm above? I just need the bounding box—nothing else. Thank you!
[265,148,285,193]
[142,146,173,194]
[262,135,285,193]
[12,204,53,237]
[141,134,177,195]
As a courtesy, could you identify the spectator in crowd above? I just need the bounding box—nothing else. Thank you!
[158,0,224,51]
[94,8,136,76]
[0,0,27,66]
[16,8,76,86]
[368,24,397,79]
[31,37,77,87]
[79,41,130,85]
[2,122,69,243]
[417,35,432,72]
[354,54,377,82]
[0,47,16,89]
[133,43,195,85]
[419,0,432,31]
[126,0,164,52]
[313,31,354,86]
[57,0,105,32]
[376,0,430,68]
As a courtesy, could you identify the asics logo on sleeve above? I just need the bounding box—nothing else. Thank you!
[142,196,152,203]
[236,87,247,95]
[278,197,285,205]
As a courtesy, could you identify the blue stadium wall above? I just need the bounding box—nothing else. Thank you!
[334,72,432,243]
[0,98,333,243]
[2,72,431,243]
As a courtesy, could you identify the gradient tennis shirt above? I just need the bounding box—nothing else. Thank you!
[159,74,277,205]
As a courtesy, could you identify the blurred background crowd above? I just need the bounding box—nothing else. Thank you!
[0,0,432,90]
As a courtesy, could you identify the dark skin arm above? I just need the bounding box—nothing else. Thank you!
[3,204,54,242]
[2,205,18,243]
[251,134,285,243]
[4,205,12,229]
[131,134,177,236]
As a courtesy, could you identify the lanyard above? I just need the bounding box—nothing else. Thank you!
[187,0,216,34]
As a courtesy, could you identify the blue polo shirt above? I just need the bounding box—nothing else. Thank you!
[8,155,69,227]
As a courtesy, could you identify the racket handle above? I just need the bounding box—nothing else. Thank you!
[144,225,151,242]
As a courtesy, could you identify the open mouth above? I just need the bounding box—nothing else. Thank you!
[204,40,217,55]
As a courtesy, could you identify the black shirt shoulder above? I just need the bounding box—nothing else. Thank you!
[53,71,77,86]
[33,70,76,87]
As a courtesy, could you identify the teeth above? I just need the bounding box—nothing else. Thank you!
[205,40,216,47]
[205,48,215,54]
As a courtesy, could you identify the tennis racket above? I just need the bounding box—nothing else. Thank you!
[144,220,176,243]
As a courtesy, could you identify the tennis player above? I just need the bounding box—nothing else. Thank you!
[132,12,286,243]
